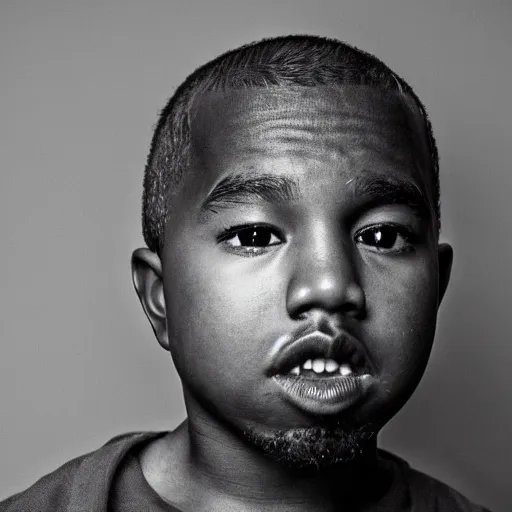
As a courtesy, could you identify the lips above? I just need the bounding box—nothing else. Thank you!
[267,329,375,416]
[267,331,371,377]
[273,373,373,415]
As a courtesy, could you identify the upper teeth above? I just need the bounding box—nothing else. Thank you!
[289,359,353,376]
[339,363,352,376]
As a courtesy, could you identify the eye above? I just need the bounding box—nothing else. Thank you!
[355,224,414,253]
[218,224,284,257]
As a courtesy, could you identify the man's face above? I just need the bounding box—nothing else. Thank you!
[157,85,450,463]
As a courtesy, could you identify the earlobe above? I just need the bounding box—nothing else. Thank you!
[437,243,453,306]
[131,248,169,350]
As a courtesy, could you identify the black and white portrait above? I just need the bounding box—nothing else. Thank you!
[1,2,509,511]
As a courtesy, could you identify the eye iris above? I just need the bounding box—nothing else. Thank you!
[238,228,271,247]
[362,227,397,248]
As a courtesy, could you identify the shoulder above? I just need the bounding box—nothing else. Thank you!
[380,450,491,512]
[407,467,491,512]
[0,454,84,512]
[0,431,166,512]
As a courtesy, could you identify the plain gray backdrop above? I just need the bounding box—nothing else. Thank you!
[1,1,510,510]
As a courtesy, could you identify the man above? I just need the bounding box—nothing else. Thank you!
[1,35,490,511]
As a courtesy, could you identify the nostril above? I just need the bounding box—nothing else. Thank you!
[343,296,367,320]
[294,311,309,322]
[287,292,366,321]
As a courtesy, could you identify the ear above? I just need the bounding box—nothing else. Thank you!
[437,243,453,306]
[131,248,169,350]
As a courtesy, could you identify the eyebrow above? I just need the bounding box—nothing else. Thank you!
[199,173,300,220]
[350,174,432,220]
[198,171,432,222]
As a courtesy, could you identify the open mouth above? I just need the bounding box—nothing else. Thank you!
[268,331,375,416]
[279,352,368,378]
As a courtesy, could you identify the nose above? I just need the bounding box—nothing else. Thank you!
[286,230,366,320]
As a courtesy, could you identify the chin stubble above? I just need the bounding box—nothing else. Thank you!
[243,422,377,471]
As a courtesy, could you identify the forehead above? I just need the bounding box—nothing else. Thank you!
[187,85,433,206]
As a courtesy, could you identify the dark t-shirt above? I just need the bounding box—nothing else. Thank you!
[109,444,488,512]
[109,447,412,511]
[1,431,491,512]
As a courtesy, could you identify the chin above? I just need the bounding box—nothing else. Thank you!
[242,421,378,471]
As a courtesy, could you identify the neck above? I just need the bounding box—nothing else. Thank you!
[141,414,391,512]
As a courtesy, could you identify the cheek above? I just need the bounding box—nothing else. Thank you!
[161,247,290,424]
[363,253,439,377]
[162,247,281,384]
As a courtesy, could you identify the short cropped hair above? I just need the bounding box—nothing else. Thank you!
[142,35,440,253]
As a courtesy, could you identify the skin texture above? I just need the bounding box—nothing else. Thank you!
[132,85,453,511]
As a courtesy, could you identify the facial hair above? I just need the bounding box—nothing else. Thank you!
[243,421,378,471]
